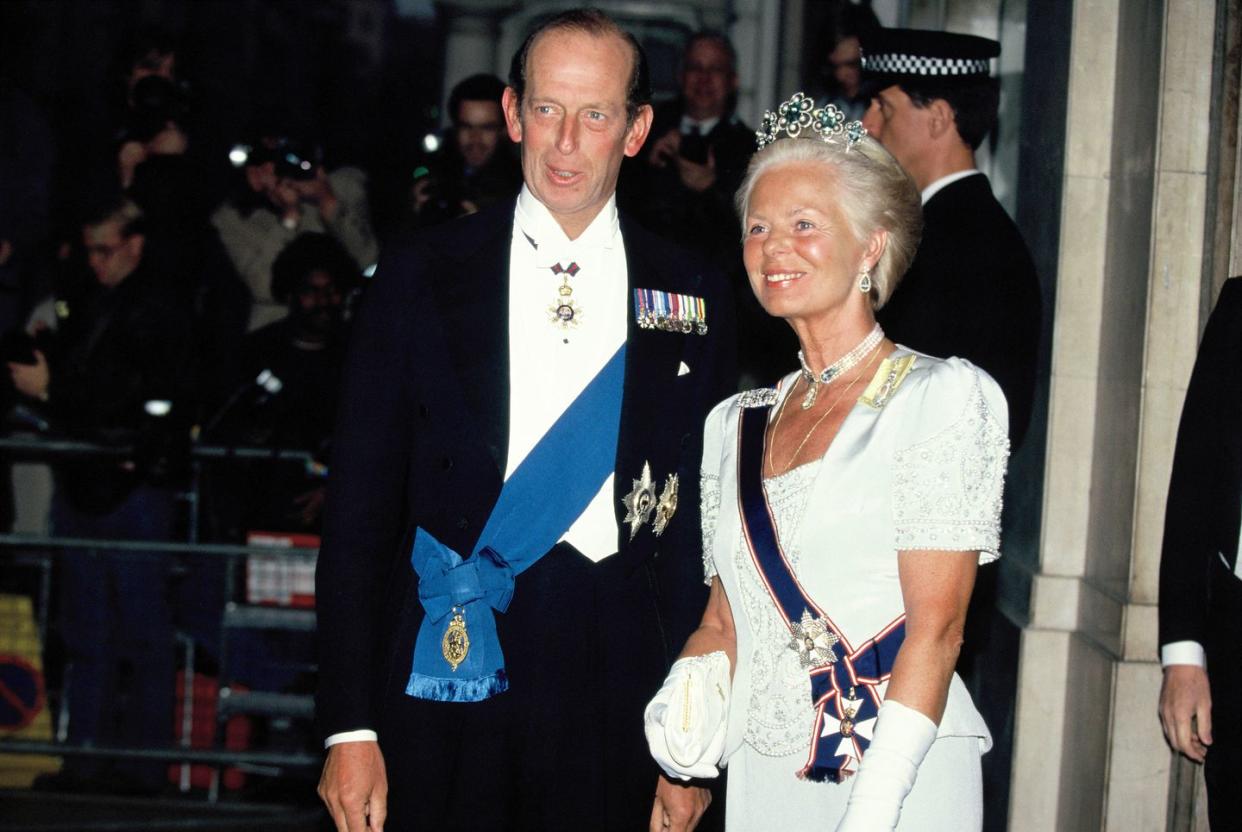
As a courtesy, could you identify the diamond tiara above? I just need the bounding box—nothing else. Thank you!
[754,92,867,150]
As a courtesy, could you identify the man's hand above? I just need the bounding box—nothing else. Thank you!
[1159,664,1212,763]
[291,486,327,526]
[650,774,710,832]
[148,123,188,155]
[647,129,681,169]
[8,349,49,401]
[319,741,388,832]
[289,168,340,221]
[673,147,716,193]
[117,140,148,188]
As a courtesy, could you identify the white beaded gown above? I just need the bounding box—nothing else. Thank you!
[700,349,1009,831]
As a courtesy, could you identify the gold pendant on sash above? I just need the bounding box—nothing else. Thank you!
[839,686,861,737]
[441,607,470,671]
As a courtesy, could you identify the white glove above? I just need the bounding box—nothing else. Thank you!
[836,699,938,831]
[644,651,731,780]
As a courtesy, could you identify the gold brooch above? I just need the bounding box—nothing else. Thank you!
[441,608,470,671]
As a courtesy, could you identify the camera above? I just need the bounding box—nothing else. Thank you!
[230,137,322,181]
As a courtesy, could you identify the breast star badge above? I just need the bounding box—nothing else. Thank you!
[652,473,679,536]
[622,462,657,540]
[788,609,839,669]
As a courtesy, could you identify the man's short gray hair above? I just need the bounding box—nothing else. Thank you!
[734,136,922,309]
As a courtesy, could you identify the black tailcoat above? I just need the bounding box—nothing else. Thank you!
[316,198,736,831]
[877,173,1041,446]
[1159,277,1242,829]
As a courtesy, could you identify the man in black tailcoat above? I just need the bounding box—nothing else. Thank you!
[860,29,1040,447]
[1158,277,1242,830]
[315,10,735,832]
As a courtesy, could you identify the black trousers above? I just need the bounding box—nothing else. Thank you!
[1206,559,1242,831]
[375,546,675,832]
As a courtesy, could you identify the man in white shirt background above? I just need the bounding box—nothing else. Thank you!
[1158,277,1242,831]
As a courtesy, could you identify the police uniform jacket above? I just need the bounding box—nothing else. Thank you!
[877,173,1041,447]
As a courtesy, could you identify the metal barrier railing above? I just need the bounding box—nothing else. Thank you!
[0,433,325,814]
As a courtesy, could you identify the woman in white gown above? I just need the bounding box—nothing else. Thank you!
[645,95,1009,832]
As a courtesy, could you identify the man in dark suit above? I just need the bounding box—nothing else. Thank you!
[315,10,735,832]
[860,29,1040,447]
[1158,277,1242,830]
[620,31,753,272]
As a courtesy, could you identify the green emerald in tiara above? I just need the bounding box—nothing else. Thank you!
[755,93,868,151]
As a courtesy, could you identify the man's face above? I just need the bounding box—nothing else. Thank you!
[680,38,736,121]
[503,28,652,239]
[293,269,344,335]
[828,36,862,99]
[83,220,143,288]
[862,84,932,173]
[454,99,506,169]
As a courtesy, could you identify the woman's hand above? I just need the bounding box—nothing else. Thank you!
[835,548,978,830]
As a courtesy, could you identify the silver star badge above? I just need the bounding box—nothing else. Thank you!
[788,609,839,669]
[652,473,679,537]
[622,462,657,540]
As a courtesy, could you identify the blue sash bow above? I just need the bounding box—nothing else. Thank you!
[736,403,904,782]
[405,345,626,702]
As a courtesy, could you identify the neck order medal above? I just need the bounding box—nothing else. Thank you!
[548,261,582,329]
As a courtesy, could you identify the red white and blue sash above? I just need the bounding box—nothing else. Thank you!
[736,402,905,782]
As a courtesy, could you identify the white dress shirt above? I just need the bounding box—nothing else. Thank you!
[508,185,628,561]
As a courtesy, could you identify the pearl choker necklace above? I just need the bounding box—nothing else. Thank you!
[797,323,884,409]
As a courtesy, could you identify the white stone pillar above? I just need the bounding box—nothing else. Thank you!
[1008,0,1222,828]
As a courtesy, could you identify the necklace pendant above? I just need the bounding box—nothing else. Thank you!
[801,382,818,410]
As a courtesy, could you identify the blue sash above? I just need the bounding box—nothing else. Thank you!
[736,403,905,782]
[405,345,626,702]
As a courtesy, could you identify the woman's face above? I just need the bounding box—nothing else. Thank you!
[742,161,871,325]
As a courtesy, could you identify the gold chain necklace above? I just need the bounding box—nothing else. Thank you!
[767,346,882,476]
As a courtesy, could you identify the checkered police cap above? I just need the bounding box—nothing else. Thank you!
[861,28,999,92]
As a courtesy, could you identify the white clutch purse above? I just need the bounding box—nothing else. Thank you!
[643,650,731,780]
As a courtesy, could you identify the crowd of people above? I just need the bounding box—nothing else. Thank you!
[18,3,1236,832]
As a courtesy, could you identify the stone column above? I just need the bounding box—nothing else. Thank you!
[1007,0,1221,828]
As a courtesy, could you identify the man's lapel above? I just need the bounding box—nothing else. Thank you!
[430,204,514,475]
[613,219,701,558]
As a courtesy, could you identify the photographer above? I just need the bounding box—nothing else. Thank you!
[210,232,357,537]
[9,197,192,794]
[619,31,754,271]
[406,74,521,229]
[211,132,377,330]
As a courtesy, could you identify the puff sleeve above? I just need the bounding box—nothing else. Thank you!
[891,362,1010,562]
